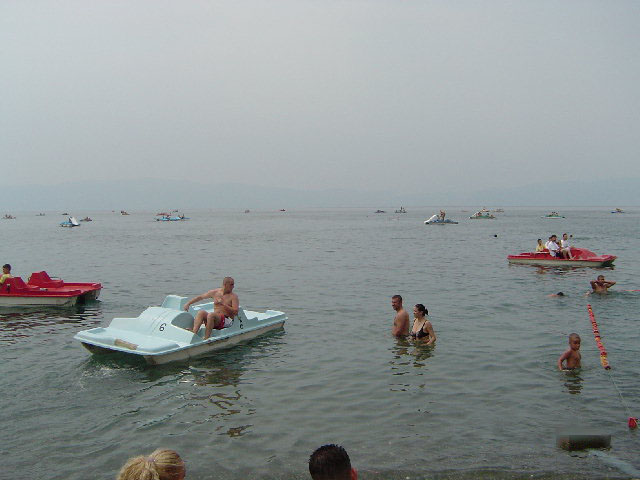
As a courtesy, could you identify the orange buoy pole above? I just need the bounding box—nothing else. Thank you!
[588,304,638,429]
[587,304,610,370]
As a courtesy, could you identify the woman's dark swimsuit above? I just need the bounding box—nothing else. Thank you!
[410,322,430,339]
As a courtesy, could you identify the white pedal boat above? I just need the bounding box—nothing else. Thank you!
[74,295,286,365]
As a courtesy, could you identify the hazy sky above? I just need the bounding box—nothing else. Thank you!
[2,1,639,194]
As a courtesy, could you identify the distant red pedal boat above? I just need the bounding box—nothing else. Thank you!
[507,248,616,268]
[0,271,102,307]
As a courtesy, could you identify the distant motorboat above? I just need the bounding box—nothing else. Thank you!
[61,212,69,215]
[120,210,130,215]
[394,206,407,214]
[611,208,624,214]
[60,216,81,227]
[244,209,250,213]
[543,211,565,218]
[3,214,16,220]
[79,217,92,222]
[279,209,286,212]
[375,210,386,213]
[36,213,46,216]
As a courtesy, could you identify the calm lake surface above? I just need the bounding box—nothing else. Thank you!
[1,207,639,480]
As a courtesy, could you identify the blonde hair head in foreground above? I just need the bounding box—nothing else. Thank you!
[117,449,185,480]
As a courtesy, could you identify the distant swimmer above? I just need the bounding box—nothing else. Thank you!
[591,275,616,294]
[548,292,565,297]
[184,277,239,339]
[391,294,409,337]
[558,333,581,371]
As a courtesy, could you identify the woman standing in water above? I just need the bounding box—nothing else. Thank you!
[410,304,436,346]
[117,449,185,480]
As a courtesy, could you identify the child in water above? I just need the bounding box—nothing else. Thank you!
[558,333,581,370]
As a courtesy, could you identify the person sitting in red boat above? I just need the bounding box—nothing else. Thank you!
[0,264,12,286]
[560,233,574,260]
[535,239,545,252]
[545,235,564,258]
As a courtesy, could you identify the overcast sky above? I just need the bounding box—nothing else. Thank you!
[2,1,639,195]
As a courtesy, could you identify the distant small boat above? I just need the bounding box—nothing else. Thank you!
[156,214,189,221]
[61,212,69,215]
[543,212,565,218]
[469,211,495,219]
[424,214,458,225]
[611,208,624,214]
[36,213,46,216]
[279,209,286,212]
[494,208,505,213]
[79,217,92,222]
[3,214,16,220]
[0,270,101,307]
[244,209,250,213]
[394,206,407,214]
[120,210,130,215]
[60,217,81,227]
[508,248,616,268]
[375,210,386,214]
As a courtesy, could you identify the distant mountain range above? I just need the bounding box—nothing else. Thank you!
[1,177,639,211]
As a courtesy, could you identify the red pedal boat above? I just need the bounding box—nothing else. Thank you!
[507,248,616,268]
[0,271,102,307]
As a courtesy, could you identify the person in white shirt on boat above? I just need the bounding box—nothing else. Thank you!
[545,235,563,258]
[560,233,574,260]
[184,277,239,339]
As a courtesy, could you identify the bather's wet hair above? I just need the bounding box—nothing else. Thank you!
[569,333,581,342]
[391,295,402,302]
[309,444,352,480]
[117,449,184,480]
[414,304,429,316]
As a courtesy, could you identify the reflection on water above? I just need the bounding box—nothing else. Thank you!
[389,337,435,392]
[0,304,103,344]
[562,370,583,395]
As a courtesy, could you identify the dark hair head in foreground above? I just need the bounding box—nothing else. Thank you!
[309,444,357,480]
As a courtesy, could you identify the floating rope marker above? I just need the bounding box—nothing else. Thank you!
[587,305,637,429]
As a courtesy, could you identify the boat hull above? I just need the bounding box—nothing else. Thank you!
[0,271,101,307]
[0,295,78,307]
[75,295,287,365]
[507,248,616,268]
[508,258,615,268]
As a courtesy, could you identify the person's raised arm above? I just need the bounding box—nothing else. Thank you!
[183,290,213,311]
[606,280,616,288]
[590,280,598,290]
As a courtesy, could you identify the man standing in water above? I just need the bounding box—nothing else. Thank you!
[591,275,616,294]
[391,294,409,337]
[184,277,239,339]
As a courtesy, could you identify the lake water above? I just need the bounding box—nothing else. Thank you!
[1,208,639,480]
